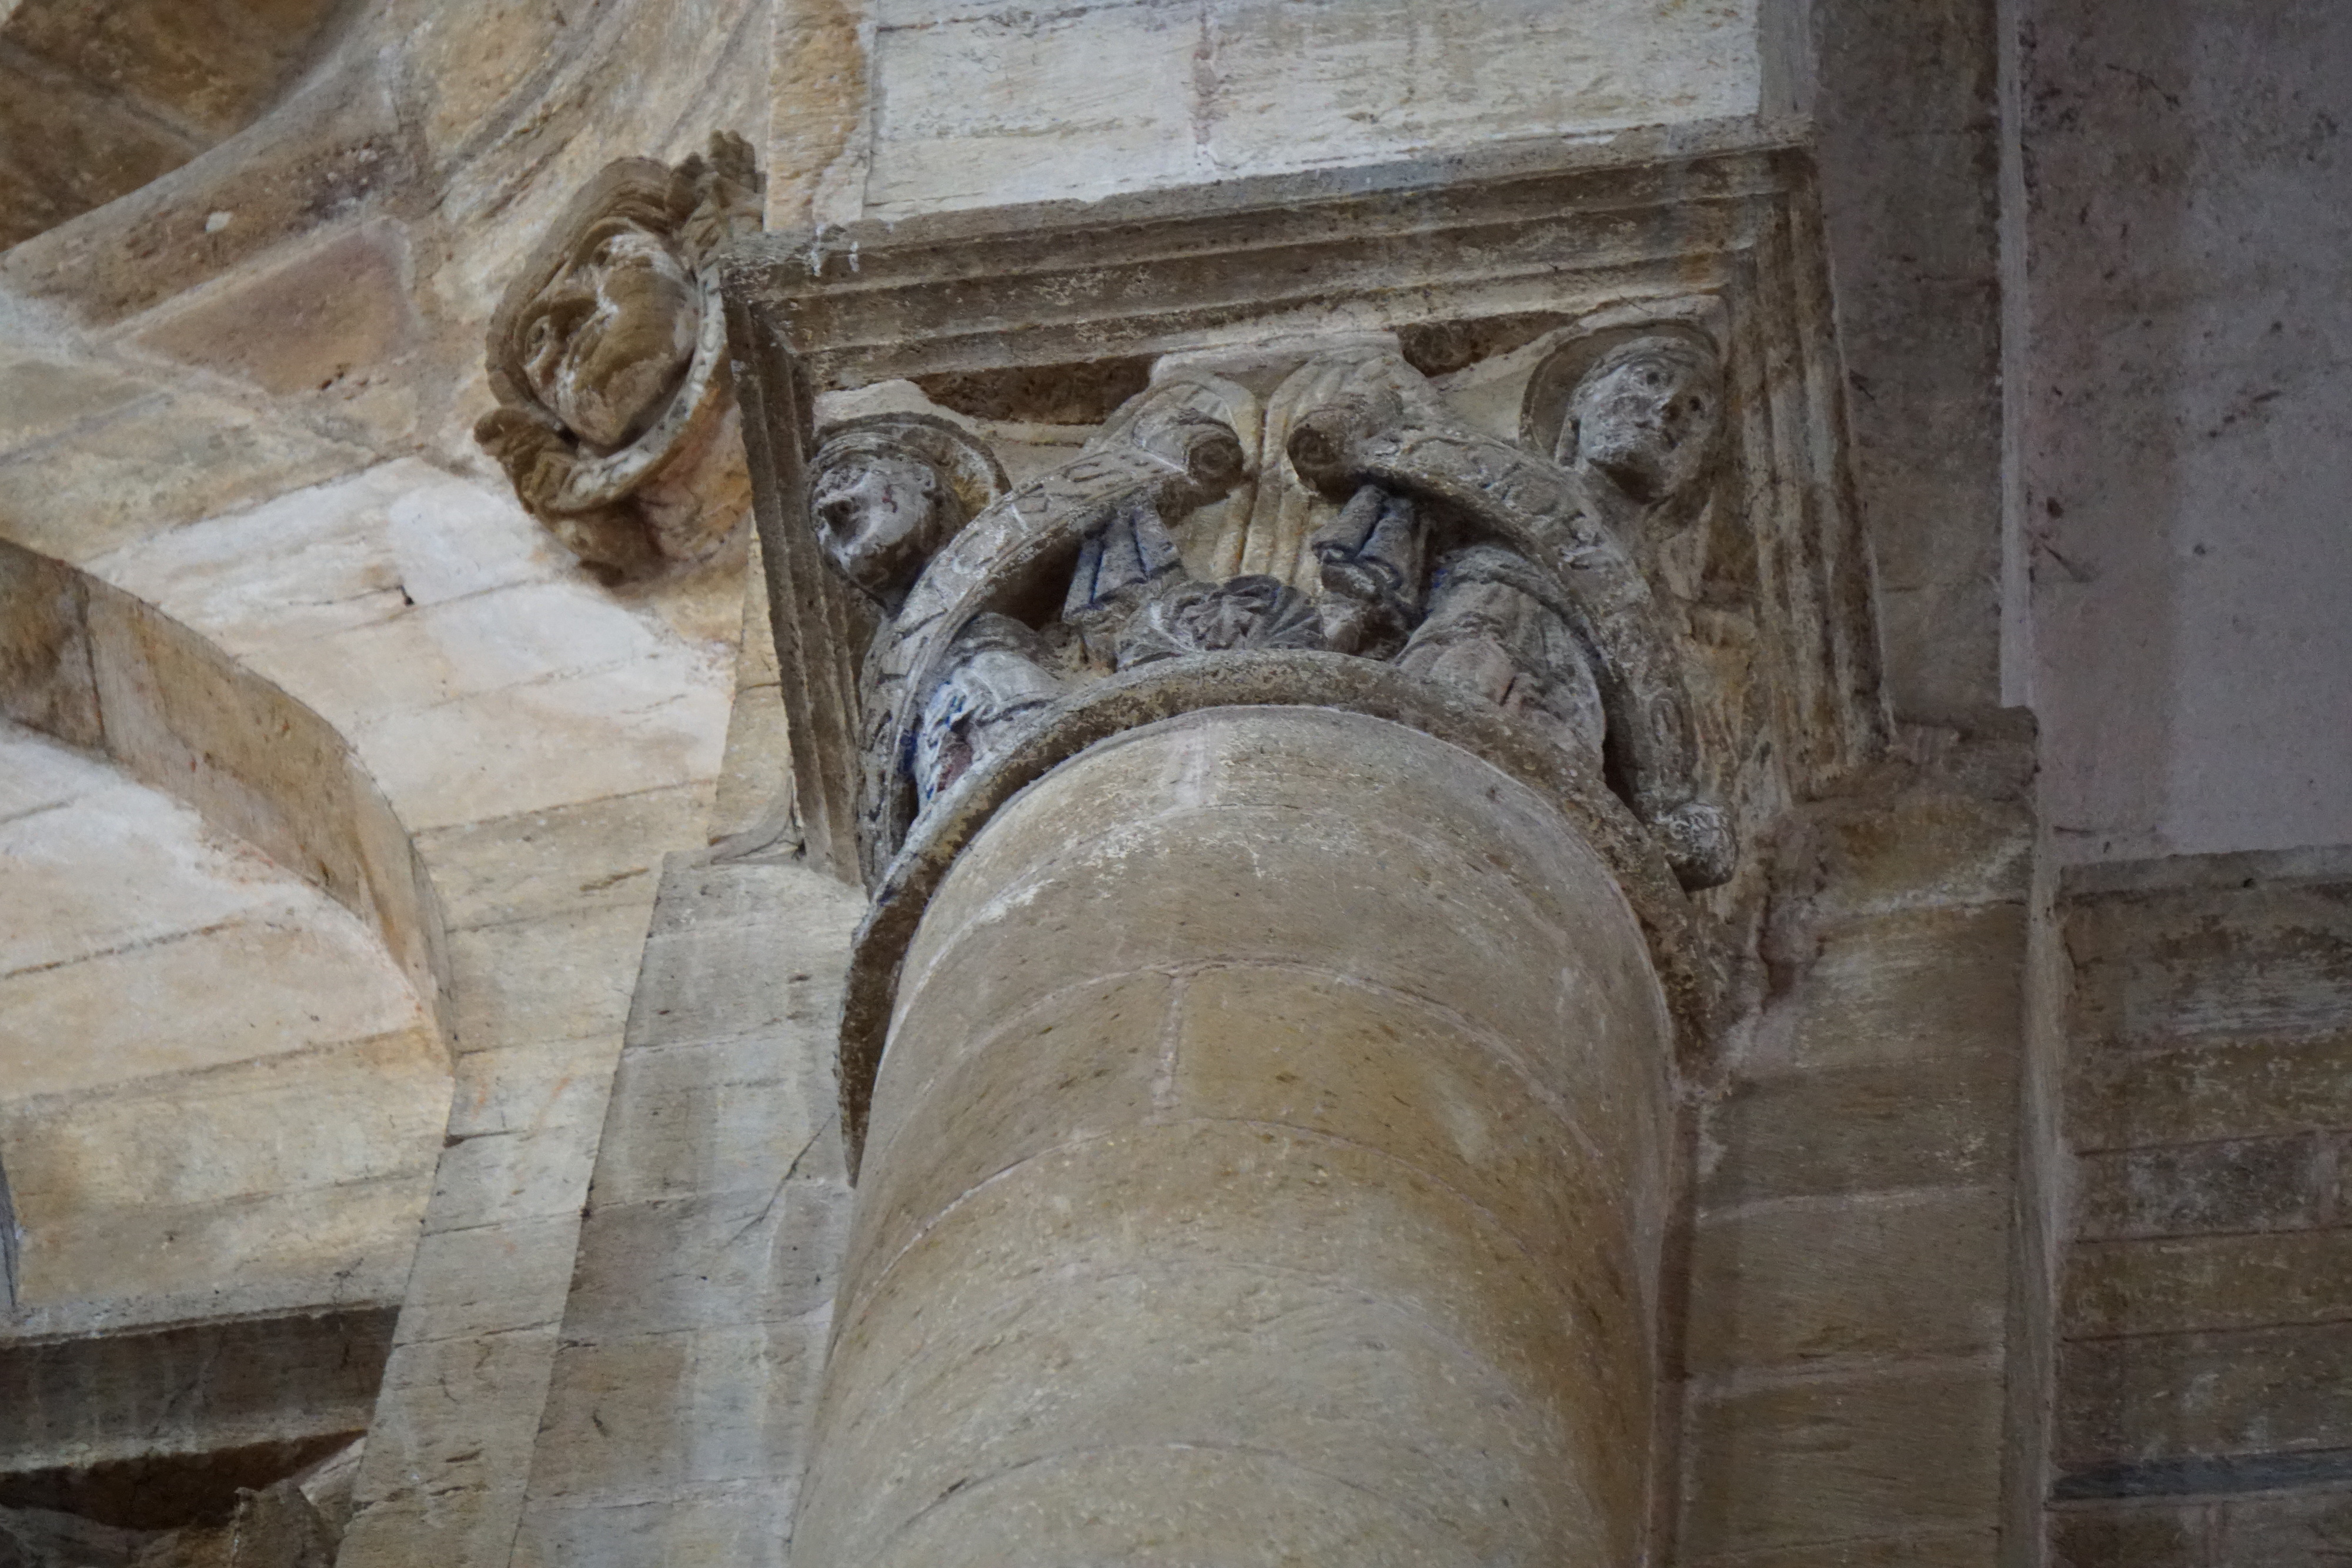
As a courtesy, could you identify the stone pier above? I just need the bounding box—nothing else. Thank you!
[791,706,1675,1567]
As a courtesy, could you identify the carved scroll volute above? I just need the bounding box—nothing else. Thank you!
[850,377,1251,885]
[1285,351,1735,891]
[477,133,764,578]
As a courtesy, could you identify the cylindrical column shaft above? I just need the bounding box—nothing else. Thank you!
[796,706,1673,1567]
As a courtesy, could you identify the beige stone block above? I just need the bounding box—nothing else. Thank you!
[854,971,1174,1268]
[395,1213,584,1343]
[4,0,340,142]
[243,580,673,730]
[905,803,1662,1153]
[1,1025,446,1207]
[593,1034,840,1205]
[128,222,420,398]
[445,904,651,1054]
[2070,1029,2352,1150]
[0,765,310,974]
[0,544,102,748]
[1201,0,1760,173]
[351,660,730,831]
[863,4,1204,219]
[2067,881,2352,1047]
[1172,964,1640,1276]
[0,716,102,817]
[0,61,200,249]
[515,1483,792,1568]
[810,1256,1601,1568]
[1699,1048,2017,1204]
[0,911,425,1099]
[563,1183,851,1340]
[854,1445,1488,1568]
[8,1172,434,1335]
[1804,790,2032,920]
[0,65,415,324]
[86,459,554,654]
[820,1119,1644,1560]
[350,1326,560,1503]
[709,680,791,842]
[1790,904,2026,1069]
[2074,1134,2324,1240]
[2065,1229,2352,1339]
[430,1114,610,1231]
[336,1485,527,1568]
[416,783,714,932]
[527,1332,692,1500]
[623,871,863,1049]
[0,390,369,564]
[530,1320,820,1503]
[1680,1367,2005,1556]
[2047,1502,2207,1568]
[2217,1489,2352,1566]
[1684,1532,1998,1568]
[0,1309,395,1473]
[447,1034,624,1140]
[1687,1188,2010,1373]
[2057,1323,2352,1466]
[0,357,152,454]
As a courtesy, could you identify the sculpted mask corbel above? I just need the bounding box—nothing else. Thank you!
[476,133,764,577]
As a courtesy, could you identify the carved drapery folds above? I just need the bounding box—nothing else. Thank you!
[810,345,1738,895]
[724,146,1890,1053]
[477,133,764,576]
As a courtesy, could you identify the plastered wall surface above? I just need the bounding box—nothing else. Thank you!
[2021,0,2352,862]
[843,0,1762,220]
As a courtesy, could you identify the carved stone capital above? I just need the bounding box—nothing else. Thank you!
[477,133,764,577]
[723,141,1890,1041]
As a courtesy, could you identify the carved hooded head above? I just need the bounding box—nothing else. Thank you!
[1522,322,1725,509]
[476,133,762,575]
[807,414,1008,607]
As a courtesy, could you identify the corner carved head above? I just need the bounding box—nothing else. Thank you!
[807,414,1009,609]
[1522,324,1724,510]
[476,133,763,577]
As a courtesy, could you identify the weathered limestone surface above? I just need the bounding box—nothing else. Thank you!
[817,0,1763,222]
[1676,717,2035,1566]
[0,2,763,1529]
[512,852,864,1568]
[0,721,446,1343]
[2020,0,2352,862]
[2047,848,2352,1566]
[799,707,1674,1567]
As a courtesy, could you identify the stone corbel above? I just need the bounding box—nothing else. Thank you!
[476,133,764,577]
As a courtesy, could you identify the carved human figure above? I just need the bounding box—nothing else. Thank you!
[514,213,701,451]
[913,614,1065,807]
[477,133,763,574]
[1061,497,1185,664]
[1060,496,1321,670]
[1523,327,1724,523]
[1288,347,1736,889]
[807,414,1009,609]
[1310,484,1425,657]
[1396,545,1606,764]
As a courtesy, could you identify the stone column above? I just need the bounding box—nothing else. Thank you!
[792,704,1674,1567]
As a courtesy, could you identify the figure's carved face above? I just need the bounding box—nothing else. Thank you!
[1566,340,1721,504]
[519,224,701,450]
[810,451,953,600]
